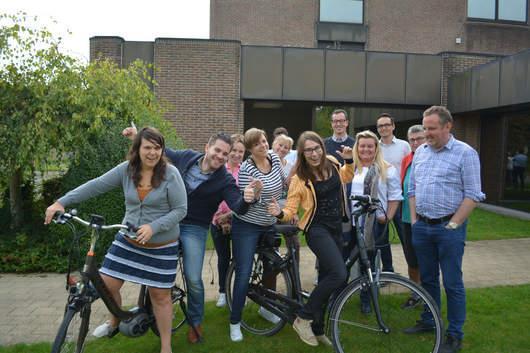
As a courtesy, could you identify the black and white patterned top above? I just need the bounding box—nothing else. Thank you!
[235,152,285,226]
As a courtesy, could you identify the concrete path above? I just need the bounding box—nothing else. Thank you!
[1,238,530,346]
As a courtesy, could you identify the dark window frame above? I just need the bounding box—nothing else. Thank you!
[319,0,365,25]
[467,0,528,24]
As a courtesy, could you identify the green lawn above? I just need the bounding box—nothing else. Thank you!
[386,208,530,244]
[2,284,529,353]
[207,209,530,250]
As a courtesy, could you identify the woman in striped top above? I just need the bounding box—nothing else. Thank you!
[228,128,285,342]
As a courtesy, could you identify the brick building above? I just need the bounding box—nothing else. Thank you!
[91,0,530,204]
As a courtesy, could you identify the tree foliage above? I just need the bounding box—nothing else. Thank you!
[0,12,180,230]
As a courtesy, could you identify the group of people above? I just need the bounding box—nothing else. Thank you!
[44,105,484,353]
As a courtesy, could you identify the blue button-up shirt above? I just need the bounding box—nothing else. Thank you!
[408,135,485,219]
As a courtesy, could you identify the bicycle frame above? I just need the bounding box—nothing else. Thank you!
[344,200,391,333]
[64,214,137,321]
[246,231,305,324]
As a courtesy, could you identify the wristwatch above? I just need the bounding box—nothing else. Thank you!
[445,221,459,230]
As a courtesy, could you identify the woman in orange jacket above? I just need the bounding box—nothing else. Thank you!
[268,131,354,347]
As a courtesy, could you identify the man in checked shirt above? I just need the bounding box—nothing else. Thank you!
[405,106,485,353]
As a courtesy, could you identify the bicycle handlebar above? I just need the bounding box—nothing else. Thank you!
[53,210,135,232]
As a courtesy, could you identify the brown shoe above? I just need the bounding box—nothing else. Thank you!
[187,324,203,344]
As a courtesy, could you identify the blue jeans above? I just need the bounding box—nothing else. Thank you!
[412,220,467,340]
[179,223,209,326]
[230,217,274,324]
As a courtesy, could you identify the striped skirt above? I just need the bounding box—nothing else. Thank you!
[99,233,179,288]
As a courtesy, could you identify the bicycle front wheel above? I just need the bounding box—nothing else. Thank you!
[226,252,293,336]
[50,304,91,353]
[329,273,443,353]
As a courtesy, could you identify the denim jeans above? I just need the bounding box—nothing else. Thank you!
[210,224,231,293]
[229,217,274,324]
[179,223,209,326]
[412,220,467,340]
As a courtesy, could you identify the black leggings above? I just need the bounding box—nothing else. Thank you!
[299,223,347,335]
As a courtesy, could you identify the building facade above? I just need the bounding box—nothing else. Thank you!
[91,0,530,204]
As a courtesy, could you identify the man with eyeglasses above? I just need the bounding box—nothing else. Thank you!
[324,109,355,164]
[398,124,425,309]
[375,113,410,273]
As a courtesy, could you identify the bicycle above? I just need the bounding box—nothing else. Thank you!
[49,210,195,353]
[225,196,443,353]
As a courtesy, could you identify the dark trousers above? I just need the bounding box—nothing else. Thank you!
[299,223,348,335]
[513,166,526,190]
[374,206,405,272]
[210,224,231,293]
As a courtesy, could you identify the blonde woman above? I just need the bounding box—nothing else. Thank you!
[350,130,402,313]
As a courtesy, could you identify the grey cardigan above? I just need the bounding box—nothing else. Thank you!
[58,161,187,244]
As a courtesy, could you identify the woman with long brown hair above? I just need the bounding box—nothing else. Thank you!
[267,131,354,347]
[45,127,187,353]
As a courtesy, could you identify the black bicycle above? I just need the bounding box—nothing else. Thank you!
[50,210,194,353]
[225,196,443,353]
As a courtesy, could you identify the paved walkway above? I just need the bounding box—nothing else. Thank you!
[1,238,530,346]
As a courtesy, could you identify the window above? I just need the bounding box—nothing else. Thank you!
[468,0,527,23]
[317,40,364,50]
[320,0,363,24]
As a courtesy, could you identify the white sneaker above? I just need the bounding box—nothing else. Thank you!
[216,293,227,308]
[258,306,281,324]
[92,320,118,338]
[316,334,333,346]
[230,323,243,342]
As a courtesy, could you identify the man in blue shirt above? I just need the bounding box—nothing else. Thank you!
[405,106,485,353]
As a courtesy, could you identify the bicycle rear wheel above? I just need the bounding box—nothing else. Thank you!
[51,303,91,353]
[329,273,443,353]
[226,251,293,336]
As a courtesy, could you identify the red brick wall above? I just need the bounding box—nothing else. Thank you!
[452,112,481,151]
[153,39,243,150]
[441,53,500,106]
[210,0,318,47]
[89,37,124,66]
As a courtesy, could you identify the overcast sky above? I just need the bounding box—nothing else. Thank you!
[1,0,210,63]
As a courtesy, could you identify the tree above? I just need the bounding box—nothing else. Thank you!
[0,12,85,229]
[0,13,179,230]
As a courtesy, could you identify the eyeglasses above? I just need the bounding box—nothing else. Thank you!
[332,119,347,124]
[377,123,393,128]
[408,136,426,143]
[303,145,323,156]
